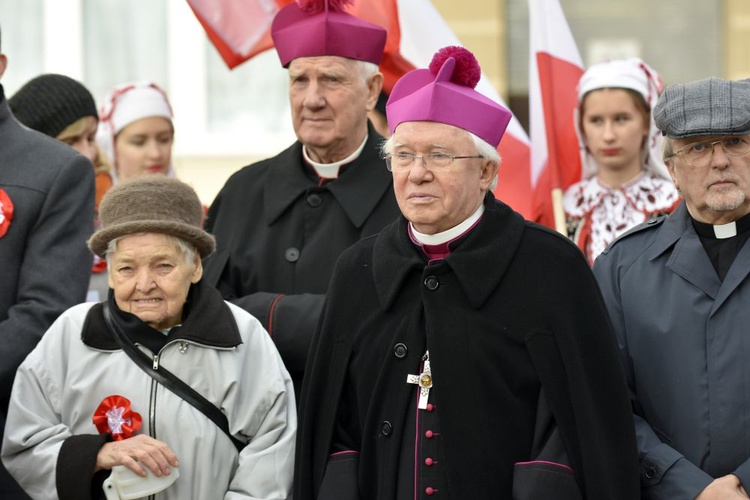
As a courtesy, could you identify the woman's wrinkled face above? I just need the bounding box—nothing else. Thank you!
[108,233,202,331]
[114,117,173,181]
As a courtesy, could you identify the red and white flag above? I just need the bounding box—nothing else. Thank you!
[528,0,584,231]
[186,0,280,68]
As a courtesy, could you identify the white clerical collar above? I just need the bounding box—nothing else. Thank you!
[302,135,368,179]
[410,204,485,245]
[713,221,738,239]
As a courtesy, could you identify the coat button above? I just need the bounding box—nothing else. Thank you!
[425,457,434,466]
[644,467,656,479]
[393,343,407,359]
[425,430,434,439]
[285,247,300,262]
[425,487,435,495]
[306,193,322,207]
[381,421,393,437]
[424,276,439,290]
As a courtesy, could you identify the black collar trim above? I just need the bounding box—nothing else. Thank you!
[82,281,242,351]
[691,211,750,240]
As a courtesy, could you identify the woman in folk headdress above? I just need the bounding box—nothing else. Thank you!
[563,59,681,265]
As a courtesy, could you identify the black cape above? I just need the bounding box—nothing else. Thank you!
[294,194,639,499]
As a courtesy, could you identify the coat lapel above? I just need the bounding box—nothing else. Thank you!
[712,236,750,315]
[264,142,312,225]
[666,232,721,299]
[648,204,721,299]
[448,197,526,309]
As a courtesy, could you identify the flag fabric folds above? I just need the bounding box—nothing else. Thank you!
[186,0,280,69]
[528,0,584,231]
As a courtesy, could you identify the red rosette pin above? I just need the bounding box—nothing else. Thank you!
[92,395,142,441]
[0,188,14,238]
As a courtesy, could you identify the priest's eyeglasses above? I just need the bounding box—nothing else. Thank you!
[384,152,485,172]
[667,137,750,168]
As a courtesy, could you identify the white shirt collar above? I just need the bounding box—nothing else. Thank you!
[713,221,738,239]
[410,204,485,245]
[302,135,369,179]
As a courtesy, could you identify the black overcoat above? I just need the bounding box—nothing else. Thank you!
[294,194,640,499]
[203,123,401,389]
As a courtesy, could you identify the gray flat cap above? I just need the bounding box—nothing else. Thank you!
[653,77,750,138]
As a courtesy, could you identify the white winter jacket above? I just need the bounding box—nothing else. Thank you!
[1,282,296,500]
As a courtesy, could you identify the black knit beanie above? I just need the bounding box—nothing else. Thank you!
[9,74,98,138]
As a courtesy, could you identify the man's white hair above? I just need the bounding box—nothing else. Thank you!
[353,60,379,84]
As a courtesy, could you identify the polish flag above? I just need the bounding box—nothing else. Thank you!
[528,0,584,231]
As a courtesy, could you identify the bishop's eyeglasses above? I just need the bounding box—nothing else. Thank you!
[667,137,750,168]
[384,152,485,172]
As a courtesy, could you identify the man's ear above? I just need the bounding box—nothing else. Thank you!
[0,54,8,79]
[666,160,679,192]
[480,159,500,191]
[365,72,384,112]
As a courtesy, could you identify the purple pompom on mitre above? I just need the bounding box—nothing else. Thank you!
[428,46,481,89]
[297,0,354,14]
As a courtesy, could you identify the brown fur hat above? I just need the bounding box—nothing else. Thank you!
[87,176,215,258]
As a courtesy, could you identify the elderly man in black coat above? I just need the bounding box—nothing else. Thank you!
[294,46,640,500]
[203,0,401,400]
[0,27,95,499]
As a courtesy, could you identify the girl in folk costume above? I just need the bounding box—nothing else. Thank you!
[563,58,680,265]
[97,81,177,184]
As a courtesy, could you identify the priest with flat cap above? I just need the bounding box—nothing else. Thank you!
[595,77,750,499]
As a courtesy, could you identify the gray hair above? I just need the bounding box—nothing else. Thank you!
[105,233,198,268]
[353,60,379,84]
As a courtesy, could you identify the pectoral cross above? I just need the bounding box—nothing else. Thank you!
[406,350,432,410]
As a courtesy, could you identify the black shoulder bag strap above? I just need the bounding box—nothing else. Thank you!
[103,303,245,452]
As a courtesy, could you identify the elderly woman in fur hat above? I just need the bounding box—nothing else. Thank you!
[1,177,296,500]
